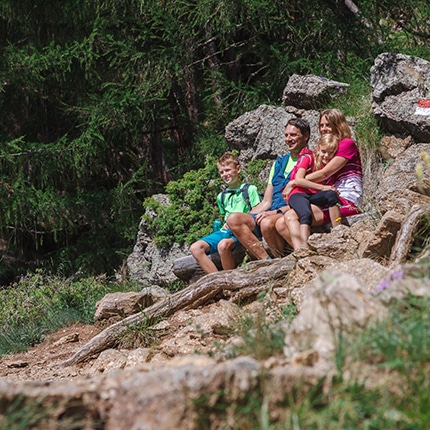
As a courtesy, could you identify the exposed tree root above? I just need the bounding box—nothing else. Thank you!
[389,204,429,267]
[61,257,296,366]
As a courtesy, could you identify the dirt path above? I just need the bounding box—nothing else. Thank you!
[0,323,102,382]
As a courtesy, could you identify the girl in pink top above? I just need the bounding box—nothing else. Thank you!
[285,134,342,249]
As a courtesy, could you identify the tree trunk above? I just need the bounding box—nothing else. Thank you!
[172,245,247,282]
[61,256,296,366]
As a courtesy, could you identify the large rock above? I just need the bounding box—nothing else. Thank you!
[376,143,430,213]
[370,53,430,141]
[127,194,190,287]
[225,104,321,165]
[0,356,325,430]
[94,287,167,324]
[282,74,349,110]
[284,270,388,360]
[358,210,403,260]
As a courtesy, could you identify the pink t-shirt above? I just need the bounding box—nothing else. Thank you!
[288,148,316,197]
[332,138,363,205]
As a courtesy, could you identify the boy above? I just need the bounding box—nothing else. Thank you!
[189,153,261,273]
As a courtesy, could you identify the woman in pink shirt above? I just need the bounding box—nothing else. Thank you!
[274,108,363,250]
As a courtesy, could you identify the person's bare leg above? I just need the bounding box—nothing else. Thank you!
[275,216,294,248]
[284,210,304,250]
[227,212,269,260]
[299,224,311,248]
[329,206,341,227]
[260,214,285,257]
[217,238,237,270]
[310,204,325,226]
[189,240,218,273]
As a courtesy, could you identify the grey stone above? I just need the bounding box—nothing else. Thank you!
[94,287,167,323]
[370,53,430,140]
[284,270,388,360]
[282,74,349,109]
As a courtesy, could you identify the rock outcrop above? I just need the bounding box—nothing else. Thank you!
[282,74,350,110]
[371,52,430,141]
[2,53,430,429]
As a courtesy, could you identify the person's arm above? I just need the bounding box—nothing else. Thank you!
[250,183,273,213]
[293,177,336,191]
[282,180,295,200]
[305,156,347,182]
[282,167,305,200]
[248,185,263,208]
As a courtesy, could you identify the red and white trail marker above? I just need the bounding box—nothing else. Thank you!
[415,99,430,116]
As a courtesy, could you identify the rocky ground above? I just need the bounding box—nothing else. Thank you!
[0,297,249,383]
[0,323,102,382]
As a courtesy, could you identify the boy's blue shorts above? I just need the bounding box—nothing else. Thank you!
[201,229,239,254]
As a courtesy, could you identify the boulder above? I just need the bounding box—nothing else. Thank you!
[307,224,359,260]
[224,104,321,165]
[376,143,430,213]
[282,74,349,110]
[379,134,413,160]
[127,194,190,287]
[370,52,430,140]
[94,286,167,324]
[284,270,388,360]
[357,210,403,261]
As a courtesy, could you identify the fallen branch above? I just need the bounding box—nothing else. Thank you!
[389,204,429,267]
[61,257,296,366]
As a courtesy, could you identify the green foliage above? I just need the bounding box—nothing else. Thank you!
[0,0,429,282]
[0,273,138,357]
[143,156,222,247]
[327,80,383,151]
[0,395,103,430]
[242,158,270,193]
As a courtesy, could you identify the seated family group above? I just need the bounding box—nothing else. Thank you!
[190,108,363,274]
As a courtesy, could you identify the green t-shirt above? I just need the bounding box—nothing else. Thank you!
[216,183,261,219]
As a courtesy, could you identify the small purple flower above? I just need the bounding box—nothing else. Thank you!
[375,278,391,292]
[391,270,404,280]
[20,274,25,281]
[375,270,404,293]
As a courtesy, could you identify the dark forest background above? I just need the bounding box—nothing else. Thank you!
[0,0,429,283]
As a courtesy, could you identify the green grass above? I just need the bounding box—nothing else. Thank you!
[0,272,141,358]
[328,79,383,151]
